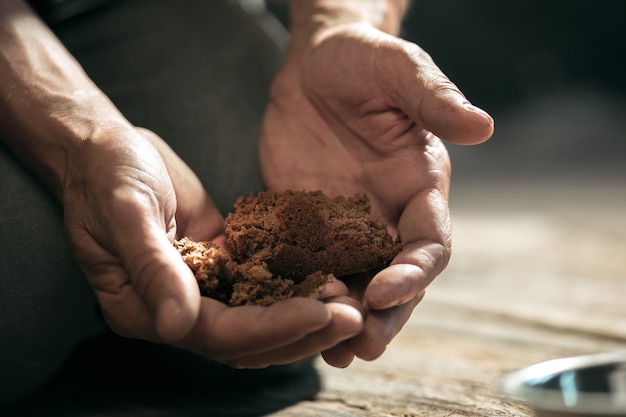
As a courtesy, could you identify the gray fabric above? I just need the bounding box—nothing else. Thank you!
[0,147,106,406]
[52,0,285,215]
[0,0,285,406]
[26,0,117,24]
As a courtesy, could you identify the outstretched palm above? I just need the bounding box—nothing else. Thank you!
[260,24,493,362]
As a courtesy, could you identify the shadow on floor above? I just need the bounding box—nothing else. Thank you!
[7,333,322,417]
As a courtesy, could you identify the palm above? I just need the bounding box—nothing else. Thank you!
[260,25,451,232]
[258,24,495,362]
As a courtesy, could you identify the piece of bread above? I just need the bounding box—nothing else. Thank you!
[225,190,401,278]
[175,190,401,306]
[174,238,331,307]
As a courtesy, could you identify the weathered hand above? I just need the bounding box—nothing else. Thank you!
[63,126,363,367]
[260,23,494,366]
[62,126,208,343]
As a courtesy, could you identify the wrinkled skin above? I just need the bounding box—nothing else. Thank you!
[2,1,492,372]
[259,24,494,367]
[62,125,364,368]
[60,24,492,369]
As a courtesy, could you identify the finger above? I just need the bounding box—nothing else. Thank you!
[322,341,356,368]
[320,278,350,299]
[117,220,202,343]
[227,301,364,369]
[319,296,365,368]
[179,297,333,361]
[378,39,494,145]
[351,291,425,361]
[319,296,364,368]
[322,295,366,318]
[365,187,451,309]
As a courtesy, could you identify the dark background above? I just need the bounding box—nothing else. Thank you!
[402,1,626,181]
[402,1,626,113]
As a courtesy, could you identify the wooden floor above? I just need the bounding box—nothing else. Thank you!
[9,90,626,416]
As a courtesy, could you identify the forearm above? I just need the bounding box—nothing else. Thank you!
[0,0,129,198]
[281,0,410,67]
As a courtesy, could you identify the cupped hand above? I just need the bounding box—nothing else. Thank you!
[259,23,494,367]
[62,125,362,367]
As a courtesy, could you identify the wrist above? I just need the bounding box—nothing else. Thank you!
[283,0,409,68]
[1,77,130,202]
[286,0,410,38]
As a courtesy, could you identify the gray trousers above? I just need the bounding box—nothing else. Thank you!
[0,0,289,407]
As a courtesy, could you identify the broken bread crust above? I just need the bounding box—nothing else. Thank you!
[175,190,401,306]
[174,238,332,307]
[225,190,401,278]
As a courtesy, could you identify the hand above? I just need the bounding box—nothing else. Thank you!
[62,125,363,367]
[0,0,364,368]
[259,23,494,367]
[62,125,213,342]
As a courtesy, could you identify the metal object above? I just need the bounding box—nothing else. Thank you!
[501,351,626,416]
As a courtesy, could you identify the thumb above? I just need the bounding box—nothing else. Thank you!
[417,82,495,145]
[380,41,494,145]
[120,224,201,343]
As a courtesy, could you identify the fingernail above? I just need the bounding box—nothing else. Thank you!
[325,295,366,319]
[332,304,365,336]
[464,102,494,124]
